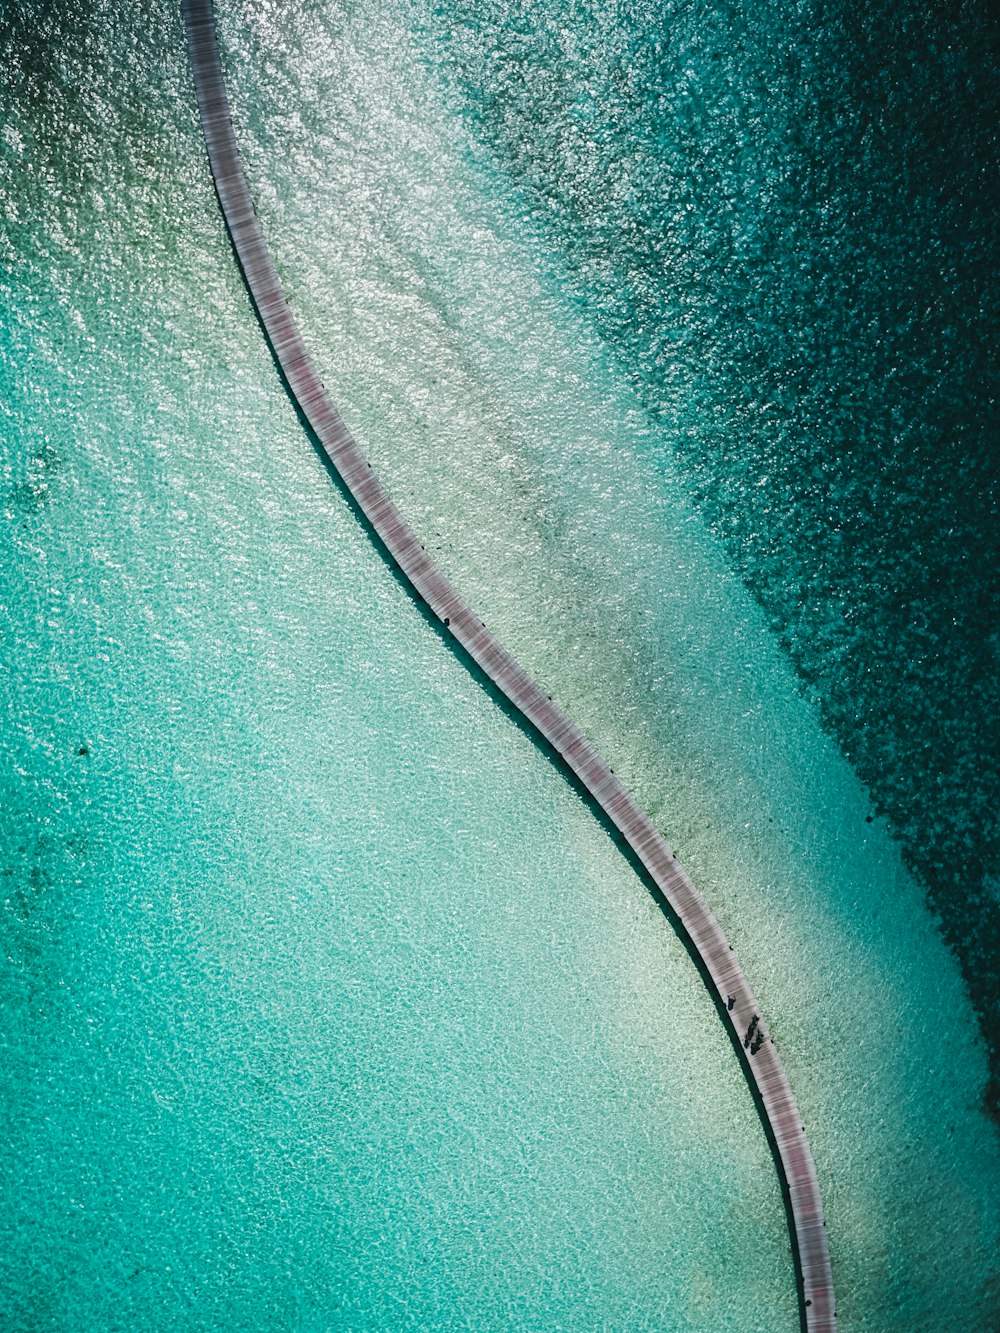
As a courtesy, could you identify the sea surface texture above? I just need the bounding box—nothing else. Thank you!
[1,1,997,1331]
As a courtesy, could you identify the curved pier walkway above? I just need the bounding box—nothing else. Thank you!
[182,1,835,1326]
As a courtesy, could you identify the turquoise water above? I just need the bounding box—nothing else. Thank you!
[1,0,997,1329]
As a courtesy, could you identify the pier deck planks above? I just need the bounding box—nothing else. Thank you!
[182,2,836,1325]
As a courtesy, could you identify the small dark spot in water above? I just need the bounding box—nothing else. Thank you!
[866,815,874,823]
[7,446,62,517]
[35,445,61,473]
[78,745,89,756]
[8,862,51,925]
[66,833,89,858]
[7,481,48,516]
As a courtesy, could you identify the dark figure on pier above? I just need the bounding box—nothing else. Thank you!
[726,995,735,1011]
[744,1014,760,1047]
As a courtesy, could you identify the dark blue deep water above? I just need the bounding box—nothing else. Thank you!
[433,0,1000,1110]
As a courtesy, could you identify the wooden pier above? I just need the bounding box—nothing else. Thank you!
[182,1,836,1325]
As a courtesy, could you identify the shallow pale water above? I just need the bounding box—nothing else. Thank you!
[1,0,997,1330]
